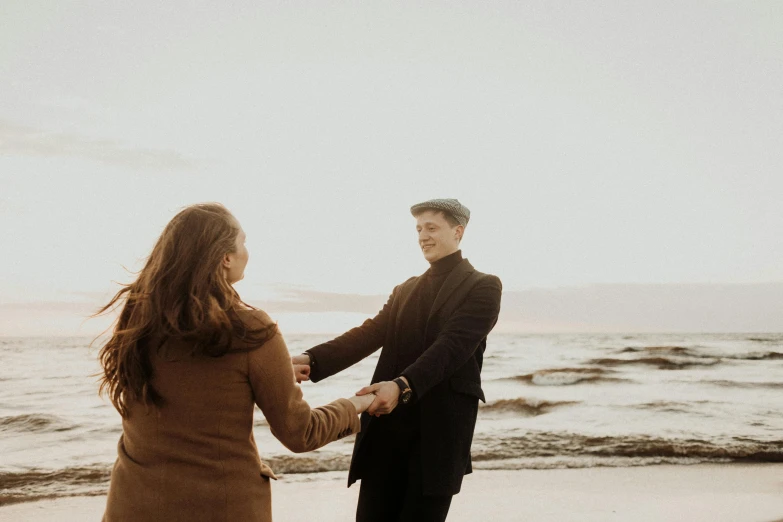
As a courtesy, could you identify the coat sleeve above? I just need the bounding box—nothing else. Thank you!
[306,284,402,382]
[401,275,502,400]
[245,311,361,454]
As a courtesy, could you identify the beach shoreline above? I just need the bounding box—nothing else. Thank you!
[3,464,782,522]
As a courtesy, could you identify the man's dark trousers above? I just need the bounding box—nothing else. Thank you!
[355,406,452,522]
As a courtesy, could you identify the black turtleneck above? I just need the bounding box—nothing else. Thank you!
[395,249,463,375]
[375,249,464,434]
[428,249,464,277]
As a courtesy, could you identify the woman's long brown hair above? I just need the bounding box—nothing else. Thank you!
[95,203,276,417]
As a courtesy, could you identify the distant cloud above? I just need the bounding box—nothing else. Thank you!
[0,120,193,170]
[0,199,14,213]
[0,301,112,337]
[498,282,783,333]
[253,282,783,333]
[0,301,96,313]
[251,286,387,314]
[4,282,783,336]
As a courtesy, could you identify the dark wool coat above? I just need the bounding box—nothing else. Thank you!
[308,259,502,495]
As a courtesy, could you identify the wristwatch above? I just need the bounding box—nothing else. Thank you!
[393,377,413,404]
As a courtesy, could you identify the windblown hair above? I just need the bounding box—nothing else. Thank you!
[96,203,276,417]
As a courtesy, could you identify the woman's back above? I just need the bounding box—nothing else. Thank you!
[103,310,361,522]
[98,205,370,521]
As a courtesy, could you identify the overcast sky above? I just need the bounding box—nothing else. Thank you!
[1,2,782,334]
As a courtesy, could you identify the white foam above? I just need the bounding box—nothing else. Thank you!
[472,455,732,470]
[531,372,595,386]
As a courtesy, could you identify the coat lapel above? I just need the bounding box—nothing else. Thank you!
[428,259,475,319]
[394,275,426,330]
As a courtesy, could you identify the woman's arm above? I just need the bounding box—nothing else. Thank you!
[245,310,370,453]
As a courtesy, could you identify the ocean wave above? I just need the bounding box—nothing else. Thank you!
[472,455,732,470]
[0,455,356,507]
[264,453,351,474]
[627,400,712,414]
[471,432,783,463]
[3,431,781,506]
[0,414,76,433]
[0,465,110,506]
[619,346,693,355]
[722,351,783,361]
[479,398,579,416]
[702,380,783,389]
[747,337,782,343]
[589,356,720,370]
[508,368,623,386]
[618,345,782,362]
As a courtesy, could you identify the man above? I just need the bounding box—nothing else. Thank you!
[292,198,502,522]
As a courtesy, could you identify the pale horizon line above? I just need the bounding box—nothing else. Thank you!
[2,281,783,336]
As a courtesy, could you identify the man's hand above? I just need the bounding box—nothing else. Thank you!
[291,354,311,383]
[356,381,401,417]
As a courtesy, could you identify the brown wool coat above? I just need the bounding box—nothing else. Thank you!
[102,310,360,522]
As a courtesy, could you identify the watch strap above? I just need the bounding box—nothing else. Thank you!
[393,377,410,393]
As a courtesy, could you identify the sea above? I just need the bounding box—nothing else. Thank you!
[1,333,782,506]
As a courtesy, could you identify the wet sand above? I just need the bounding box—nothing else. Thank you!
[3,464,783,521]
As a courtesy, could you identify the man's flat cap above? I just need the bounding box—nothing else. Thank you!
[410,198,470,227]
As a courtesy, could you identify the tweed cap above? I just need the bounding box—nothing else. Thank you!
[410,198,470,227]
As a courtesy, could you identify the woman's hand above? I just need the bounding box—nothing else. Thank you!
[290,354,311,383]
[348,393,376,414]
[356,381,402,417]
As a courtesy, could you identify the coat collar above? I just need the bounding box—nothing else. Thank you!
[395,258,475,329]
[428,258,475,318]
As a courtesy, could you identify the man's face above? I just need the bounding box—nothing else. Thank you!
[415,210,463,263]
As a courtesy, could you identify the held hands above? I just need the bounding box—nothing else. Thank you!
[290,352,404,417]
[291,354,311,383]
[356,381,401,417]
[347,393,376,415]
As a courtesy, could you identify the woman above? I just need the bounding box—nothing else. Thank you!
[97,203,373,521]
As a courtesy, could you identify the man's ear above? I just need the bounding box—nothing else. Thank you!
[455,225,465,242]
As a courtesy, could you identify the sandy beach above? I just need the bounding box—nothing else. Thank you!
[3,464,782,522]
